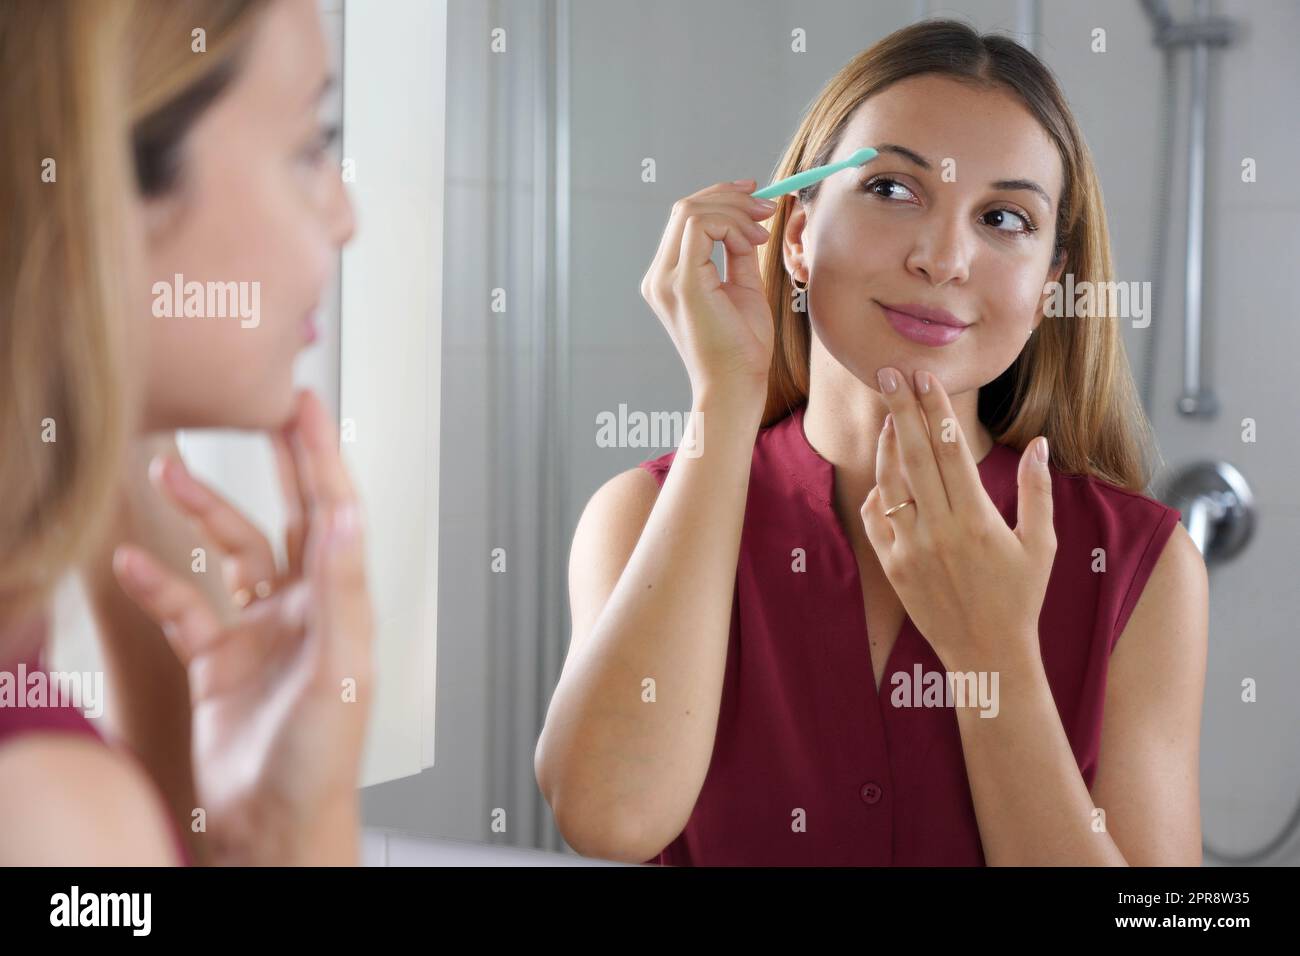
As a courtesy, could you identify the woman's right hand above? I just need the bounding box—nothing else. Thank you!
[111,389,374,865]
[640,179,778,405]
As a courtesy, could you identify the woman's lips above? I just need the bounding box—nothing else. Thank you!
[880,303,968,347]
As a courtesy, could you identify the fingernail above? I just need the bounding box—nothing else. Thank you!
[883,413,893,433]
[1036,437,1049,464]
[733,178,755,186]
[877,367,897,393]
[753,197,777,210]
[914,370,930,394]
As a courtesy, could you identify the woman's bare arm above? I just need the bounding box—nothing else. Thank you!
[537,178,777,861]
[535,389,765,862]
[1087,524,1208,865]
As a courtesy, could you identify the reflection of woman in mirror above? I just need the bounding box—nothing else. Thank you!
[0,0,372,864]
[537,19,1207,866]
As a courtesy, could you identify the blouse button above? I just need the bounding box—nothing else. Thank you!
[860,782,883,805]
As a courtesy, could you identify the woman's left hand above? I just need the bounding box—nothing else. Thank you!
[861,366,1056,671]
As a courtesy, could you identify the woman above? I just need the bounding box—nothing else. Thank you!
[0,0,371,864]
[536,19,1208,866]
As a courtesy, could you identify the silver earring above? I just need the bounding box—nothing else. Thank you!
[792,275,808,291]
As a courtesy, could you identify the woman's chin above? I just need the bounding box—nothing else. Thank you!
[156,381,298,433]
[251,381,300,431]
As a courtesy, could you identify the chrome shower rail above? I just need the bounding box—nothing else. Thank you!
[1142,0,1236,418]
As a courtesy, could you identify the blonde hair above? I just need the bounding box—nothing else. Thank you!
[757,19,1159,492]
[0,0,268,625]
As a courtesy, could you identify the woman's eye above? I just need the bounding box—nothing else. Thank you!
[862,176,916,202]
[982,208,1034,234]
[862,177,1037,238]
[299,124,340,165]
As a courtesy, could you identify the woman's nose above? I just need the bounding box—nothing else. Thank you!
[329,172,357,248]
[905,218,972,285]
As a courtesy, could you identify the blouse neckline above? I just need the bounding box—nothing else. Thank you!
[775,401,1018,507]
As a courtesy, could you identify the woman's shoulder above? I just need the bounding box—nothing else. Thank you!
[1050,464,1182,535]
[0,732,180,864]
[570,466,664,575]
[1046,465,1189,651]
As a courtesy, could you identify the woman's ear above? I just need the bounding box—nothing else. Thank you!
[783,201,809,284]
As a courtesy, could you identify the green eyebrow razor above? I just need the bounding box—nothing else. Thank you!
[750,147,878,199]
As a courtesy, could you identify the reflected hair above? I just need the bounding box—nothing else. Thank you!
[0,0,267,621]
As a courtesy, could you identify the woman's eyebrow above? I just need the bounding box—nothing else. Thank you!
[874,142,933,169]
[991,177,1053,211]
[873,142,1053,211]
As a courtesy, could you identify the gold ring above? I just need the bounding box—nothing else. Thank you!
[233,579,274,608]
[884,498,916,518]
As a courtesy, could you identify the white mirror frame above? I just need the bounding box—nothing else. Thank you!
[341,0,447,785]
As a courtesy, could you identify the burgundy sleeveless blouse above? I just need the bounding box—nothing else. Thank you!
[637,402,1182,866]
[0,612,194,865]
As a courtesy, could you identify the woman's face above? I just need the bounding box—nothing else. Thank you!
[784,74,1066,399]
[138,0,354,431]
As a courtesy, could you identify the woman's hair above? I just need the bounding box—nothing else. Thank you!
[0,0,268,623]
[758,18,1160,493]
